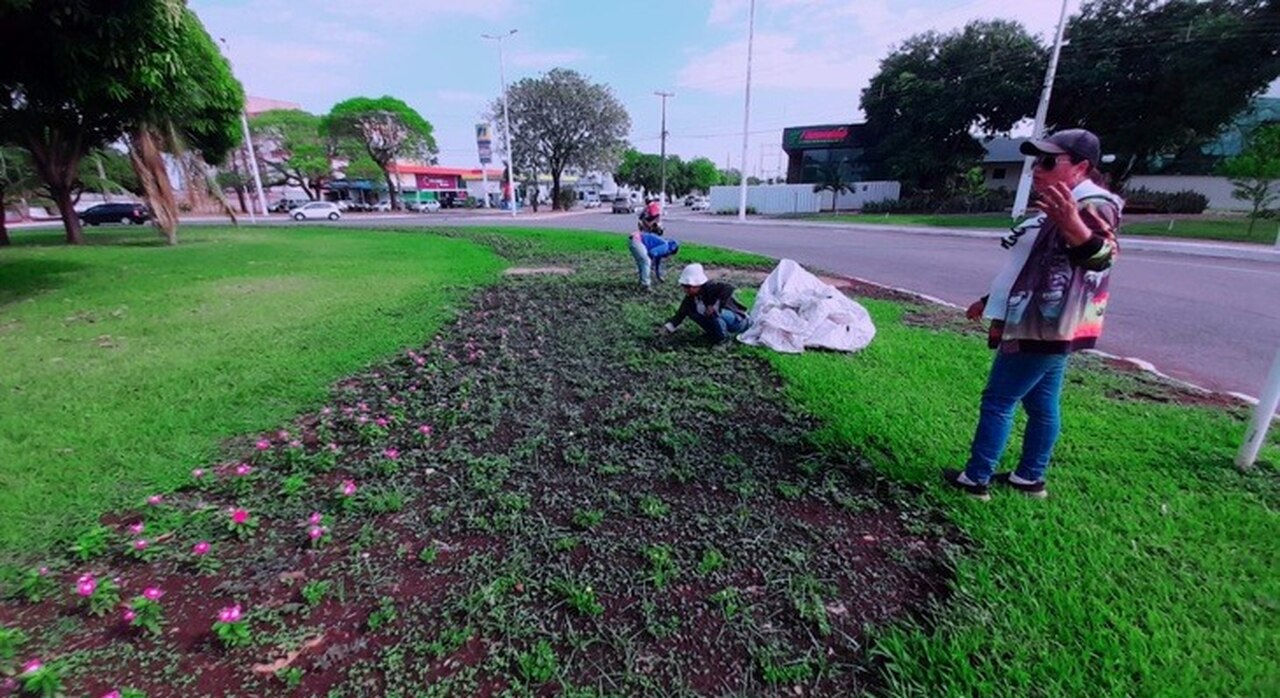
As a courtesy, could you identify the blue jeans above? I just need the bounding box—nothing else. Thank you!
[628,238,651,287]
[964,352,1069,484]
[691,309,750,342]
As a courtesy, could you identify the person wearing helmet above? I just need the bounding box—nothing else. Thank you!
[660,263,750,344]
[639,195,664,234]
[627,231,680,290]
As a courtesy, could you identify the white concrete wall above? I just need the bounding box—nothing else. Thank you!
[1126,175,1247,211]
[708,182,900,215]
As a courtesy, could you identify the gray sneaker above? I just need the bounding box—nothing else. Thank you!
[991,472,1048,499]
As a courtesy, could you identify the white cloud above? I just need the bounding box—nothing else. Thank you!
[676,33,875,95]
[434,90,490,104]
[510,49,588,69]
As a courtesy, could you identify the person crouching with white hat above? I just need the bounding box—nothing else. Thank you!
[660,264,751,345]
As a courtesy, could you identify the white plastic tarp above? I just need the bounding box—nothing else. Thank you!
[737,259,876,354]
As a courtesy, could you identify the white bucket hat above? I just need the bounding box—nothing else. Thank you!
[678,263,709,286]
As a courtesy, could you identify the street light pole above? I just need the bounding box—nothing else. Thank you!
[218,38,269,219]
[1011,0,1070,219]
[737,0,757,222]
[655,91,674,203]
[483,29,519,218]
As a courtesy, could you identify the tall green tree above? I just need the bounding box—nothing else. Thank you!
[614,148,663,195]
[251,110,346,201]
[492,68,630,210]
[861,19,1046,191]
[0,146,39,246]
[685,157,722,193]
[324,96,436,211]
[0,0,196,243]
[1052,0,1280,185]
[1219,124,1280,236]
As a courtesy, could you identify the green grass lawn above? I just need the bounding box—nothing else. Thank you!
[795,212,1280,245]
[1123,217,1279,245]
[795,213,1015,229]
[0,226,505,558]
[2,224,1275,694]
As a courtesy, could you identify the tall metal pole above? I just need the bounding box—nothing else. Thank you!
[219,38,268,218]
[1011,0,1070,219]
[484,30,519,218]
[655,91,674,202]
[737,0,757,222]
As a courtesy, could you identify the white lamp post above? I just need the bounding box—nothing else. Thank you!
[483,30,519,218]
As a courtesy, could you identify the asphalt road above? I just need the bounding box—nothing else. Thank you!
[12,210,1279,396]
[446,209,1279,397]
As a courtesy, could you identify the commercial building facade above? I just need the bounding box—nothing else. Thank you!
[782,123,880,184]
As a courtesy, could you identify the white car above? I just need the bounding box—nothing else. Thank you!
[291,201,342,221]
[372,201,392,212]
[690,196,711,211]
[416,200,441,212]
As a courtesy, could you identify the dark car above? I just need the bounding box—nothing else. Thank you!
[79,202,150,226]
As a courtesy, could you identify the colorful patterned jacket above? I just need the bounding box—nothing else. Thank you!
[985,180,1123,354]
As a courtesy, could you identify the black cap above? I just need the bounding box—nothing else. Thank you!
[1020,129,1101,166]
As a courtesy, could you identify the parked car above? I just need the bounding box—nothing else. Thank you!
[79,202,150,226]
[611,197,636,214]
[683,194,696,206]
[372,201,392,212]
[291,201,342,221]
[583,198,602,209]
[418,200,441,212]
[690,196,711,211]
[270,198,308,213]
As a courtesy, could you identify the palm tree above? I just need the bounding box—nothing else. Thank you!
[811,161,853,214]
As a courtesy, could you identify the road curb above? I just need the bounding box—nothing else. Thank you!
[666,215,1280,264]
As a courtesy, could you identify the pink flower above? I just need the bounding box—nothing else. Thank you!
[147,494,163,506]
[192,468,206,479]
[288,440,302,449]
[229,508,249,525]
[38,566,49,576]
[321,407,332,416]
[192,541,210,556]
[340,480,357,497]
[121,608,136,623]
[143,587,163,601]
[308,512,323,526]
[21,658,41,675]
[357,402,369,412]
[356,415,369,425]
[104,692,123,698]
[234,463,253,477]
[255,439,271,451]
[375,417,389,428]
[218,604,242,623]
[418,424,433,436]
[76,574,97,597]
[307,525,325,540]
[127,521,145,536]
[277,430,290,440]
[133,539,149,552]
[327,442,339,452]
[383,448,399,460]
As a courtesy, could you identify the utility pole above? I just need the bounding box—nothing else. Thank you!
[217,38,267,219]
[483,30,519,217]
[655,91,674,202]
[737,0,757,222]
[1012,0,1070,219]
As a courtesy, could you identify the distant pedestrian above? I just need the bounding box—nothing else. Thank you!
[628,231,680,290]
[944,128,1122,501]
[660,263,751,345]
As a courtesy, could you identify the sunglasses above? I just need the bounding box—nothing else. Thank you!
[1033,154,1064,171]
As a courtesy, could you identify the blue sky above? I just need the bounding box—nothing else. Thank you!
[192,0,1274,178]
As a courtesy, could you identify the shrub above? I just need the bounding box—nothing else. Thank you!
[1120,187,1208,214]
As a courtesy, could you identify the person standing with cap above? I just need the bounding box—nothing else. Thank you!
[944,128,1123,501]
[660,263,751,345]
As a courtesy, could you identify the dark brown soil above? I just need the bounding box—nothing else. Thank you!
[0,263,959,696]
